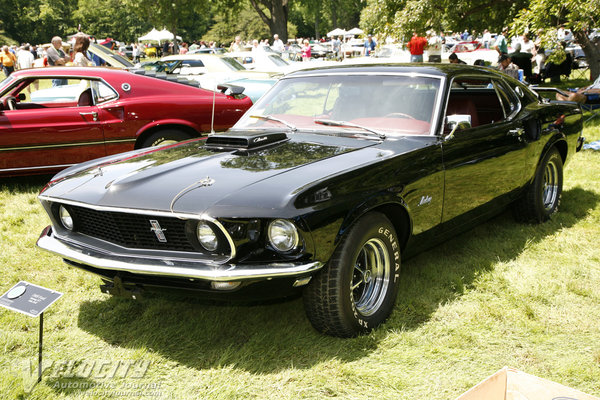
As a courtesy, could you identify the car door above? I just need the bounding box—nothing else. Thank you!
[441,75,528,228]
[0,77,106,175]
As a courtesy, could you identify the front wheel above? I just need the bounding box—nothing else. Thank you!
[140,129,191,148]
[303,212,401,337]
[513,147,563,223]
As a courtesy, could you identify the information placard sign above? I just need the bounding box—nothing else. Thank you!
[0,281,63,317]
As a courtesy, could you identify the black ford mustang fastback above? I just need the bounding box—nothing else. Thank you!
[37,64,584,337]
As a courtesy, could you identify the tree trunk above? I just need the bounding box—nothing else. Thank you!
[249,0,289,42]
[574,30,600,81]
[330,0,338,29]
[315,12,320,40]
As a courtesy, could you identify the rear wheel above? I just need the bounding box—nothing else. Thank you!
[303,212,401,337]
[513,147,563,222]
[141,129,191,148]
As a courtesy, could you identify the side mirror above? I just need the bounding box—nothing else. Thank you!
[445,114,472,140]
[17,93,26,101]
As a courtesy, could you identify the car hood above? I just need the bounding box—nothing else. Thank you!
[40,133,387,217]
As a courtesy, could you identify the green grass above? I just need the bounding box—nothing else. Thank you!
[1,90,600,400]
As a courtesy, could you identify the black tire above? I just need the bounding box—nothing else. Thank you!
[140,129,191,148]
[513,147,563,223]
[303,212,401,337]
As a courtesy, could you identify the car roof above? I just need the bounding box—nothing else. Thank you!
[284,63,498,79]
[162,54,231,61]
[6,67,213,94]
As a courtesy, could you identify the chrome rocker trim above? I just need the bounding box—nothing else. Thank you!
[37,226,323,281]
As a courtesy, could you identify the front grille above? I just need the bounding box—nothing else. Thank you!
[68,205,195,252]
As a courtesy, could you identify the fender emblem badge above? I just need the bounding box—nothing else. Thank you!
[418,195,432,206]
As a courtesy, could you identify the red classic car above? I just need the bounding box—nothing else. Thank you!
[0,67,252,176]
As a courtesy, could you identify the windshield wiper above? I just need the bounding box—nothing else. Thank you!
[250,115,297,132]
[314,119,386,140]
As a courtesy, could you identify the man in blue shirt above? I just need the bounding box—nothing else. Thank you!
[364,35,376,56]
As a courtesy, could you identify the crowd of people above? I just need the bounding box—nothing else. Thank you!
[0,26,588,91]
[0,33,95,77]
[402,27,576,84]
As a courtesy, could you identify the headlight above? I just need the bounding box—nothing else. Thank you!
[268,219,299,253]
[59,205,74,231]
[197,221,218,251]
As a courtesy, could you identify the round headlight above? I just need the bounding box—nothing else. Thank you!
[268,219,299,253]
[59,205,74,231]
[197,221,218,251]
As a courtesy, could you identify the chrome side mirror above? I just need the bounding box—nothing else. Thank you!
[445,114,472,140]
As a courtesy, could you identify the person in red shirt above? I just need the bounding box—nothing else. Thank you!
[407,31,428,63]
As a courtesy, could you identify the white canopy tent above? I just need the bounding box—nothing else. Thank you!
[327,28,347,37]
[138,28,182,44]
[158,29,182,41]
[346,27,364,36]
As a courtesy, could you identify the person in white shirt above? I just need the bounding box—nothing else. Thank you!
[482,29,492,49]
[426,31,442,63]
[272,34,284,53]
[17,45,35,69]
[520,33,535,54]
[251,39,262,53]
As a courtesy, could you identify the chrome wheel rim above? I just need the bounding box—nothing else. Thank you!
[542,159,559,211]
[351,238,391,316]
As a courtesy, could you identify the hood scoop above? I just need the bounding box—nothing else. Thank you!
[204,131,289,151]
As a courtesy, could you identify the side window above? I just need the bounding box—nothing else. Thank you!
[14,78,91,107]
[447,76,505,128]
[93,80,118,103]
[492,79,520,119]
[181,60,205,68]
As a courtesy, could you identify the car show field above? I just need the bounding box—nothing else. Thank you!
[1,17,600,397]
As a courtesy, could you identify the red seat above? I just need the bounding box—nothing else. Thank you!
[446,97,479,128]
[77,88,93,107]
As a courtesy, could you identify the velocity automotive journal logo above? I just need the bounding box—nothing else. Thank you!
[20,358,161,395]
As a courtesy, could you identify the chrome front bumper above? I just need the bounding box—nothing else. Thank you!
[37,226,323,281]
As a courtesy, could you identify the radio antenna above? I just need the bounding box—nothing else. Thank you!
[210,83,216,135]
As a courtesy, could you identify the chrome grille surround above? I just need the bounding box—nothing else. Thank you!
[38,195,236,263]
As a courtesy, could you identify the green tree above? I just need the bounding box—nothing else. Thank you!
[0,0,77,44]
[514,0,600,80]
[74,0,152,42]
[202,3,272,45]
[360,0,528,41]
[127,0,210,45]
[247,0,290,41]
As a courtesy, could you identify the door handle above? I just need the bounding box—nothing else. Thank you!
[508,128,524,137]
[79,111,98,121]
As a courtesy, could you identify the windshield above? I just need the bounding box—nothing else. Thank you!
[141,60,183,73]
[0,75,15,93]
[267,54,290,66]
[89,43,134,68]
[220,57,247,71]
[233,74,441,136]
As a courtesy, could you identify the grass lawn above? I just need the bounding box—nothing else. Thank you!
[0,77,599,399]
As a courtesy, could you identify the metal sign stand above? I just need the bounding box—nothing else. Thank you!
[38,312,43,383]
[0,281,63,388]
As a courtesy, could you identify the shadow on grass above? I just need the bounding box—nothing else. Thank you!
[73,187,598,374]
